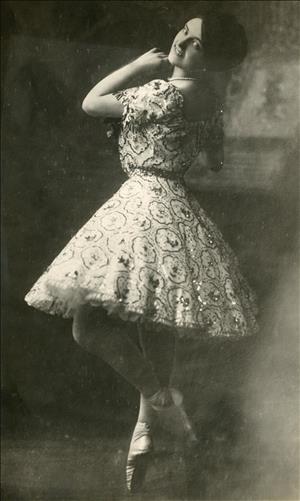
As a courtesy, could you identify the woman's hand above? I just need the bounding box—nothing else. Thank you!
[132,48,170,75]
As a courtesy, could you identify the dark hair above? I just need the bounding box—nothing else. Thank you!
[200,13,248,71]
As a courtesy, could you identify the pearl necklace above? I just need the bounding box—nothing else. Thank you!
[168,77,202,82]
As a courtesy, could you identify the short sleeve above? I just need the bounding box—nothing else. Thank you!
[112,80,180,127]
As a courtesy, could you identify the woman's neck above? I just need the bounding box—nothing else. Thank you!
[170,66,207,83]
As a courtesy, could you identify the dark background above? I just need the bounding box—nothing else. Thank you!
[2,1,300,499]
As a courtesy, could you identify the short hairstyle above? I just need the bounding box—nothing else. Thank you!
[200,13,248,71]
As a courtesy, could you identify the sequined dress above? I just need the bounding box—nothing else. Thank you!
[25,79,258,339]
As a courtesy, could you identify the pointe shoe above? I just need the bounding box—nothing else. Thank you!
[148,387,198,445]
[126,421,153,493]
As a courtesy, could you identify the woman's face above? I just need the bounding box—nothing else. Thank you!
[168,18,205,74]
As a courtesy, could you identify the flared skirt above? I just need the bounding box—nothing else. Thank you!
[25,173,258,339]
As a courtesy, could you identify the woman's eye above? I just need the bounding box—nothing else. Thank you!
[192,40,201,49]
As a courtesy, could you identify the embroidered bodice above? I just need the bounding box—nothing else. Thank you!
[113,79,223,180]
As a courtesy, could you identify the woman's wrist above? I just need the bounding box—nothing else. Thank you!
[129,59,146,74]
[128,59,141,71]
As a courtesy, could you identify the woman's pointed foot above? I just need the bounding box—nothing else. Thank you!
[126,421,153,493]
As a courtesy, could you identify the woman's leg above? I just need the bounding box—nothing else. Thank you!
[72,305,161,398]
[137,324,197,444]
[137,324,176,424]
[138,324,176,387]
[126,325,177,492]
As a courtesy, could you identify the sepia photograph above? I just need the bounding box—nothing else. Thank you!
[1,1,300,499]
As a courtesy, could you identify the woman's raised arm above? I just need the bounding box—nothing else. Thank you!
[82,48,169,118]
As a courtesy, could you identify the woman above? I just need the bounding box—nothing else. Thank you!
[25,13,258,493]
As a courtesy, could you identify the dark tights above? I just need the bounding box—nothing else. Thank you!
[72,305,176,399]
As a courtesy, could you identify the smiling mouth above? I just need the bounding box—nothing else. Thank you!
[174,45,184,57]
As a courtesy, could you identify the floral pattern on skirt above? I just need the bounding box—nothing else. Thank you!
[25,173,258,339]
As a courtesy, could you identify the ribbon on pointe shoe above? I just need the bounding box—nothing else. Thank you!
[148,387,198,445]
[147,387,182,411]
